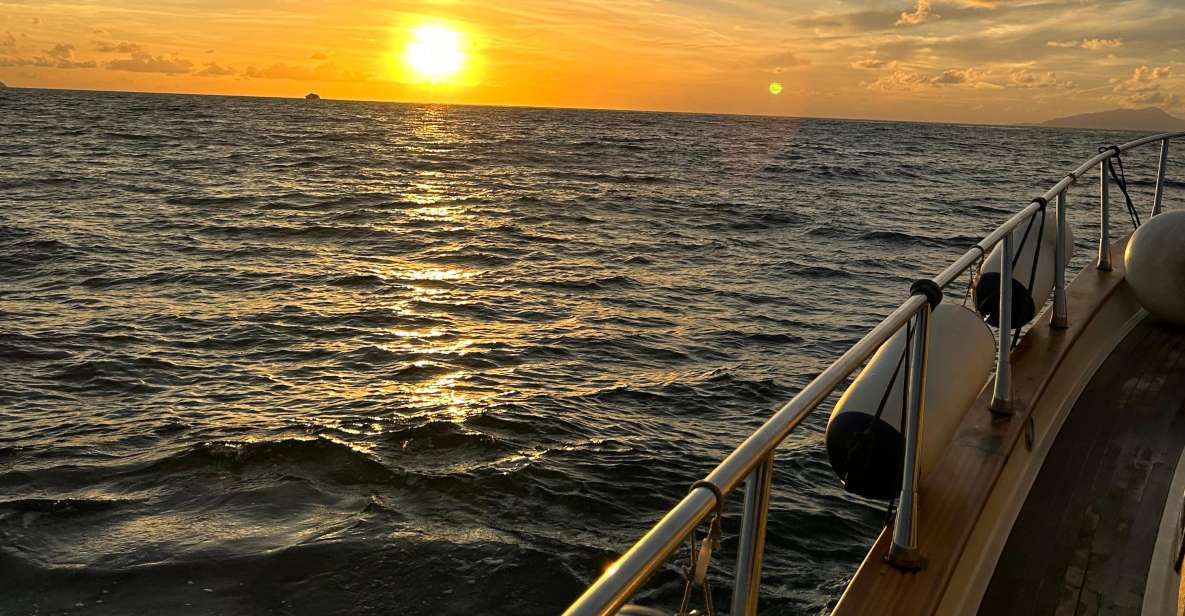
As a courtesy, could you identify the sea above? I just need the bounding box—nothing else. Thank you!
[0,88,1174,615]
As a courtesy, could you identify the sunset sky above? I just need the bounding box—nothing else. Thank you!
[1,0,1182,123]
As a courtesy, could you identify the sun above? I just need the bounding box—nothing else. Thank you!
[405,25,466,81]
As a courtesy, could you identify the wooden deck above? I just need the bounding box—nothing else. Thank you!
[979,317,1185,615]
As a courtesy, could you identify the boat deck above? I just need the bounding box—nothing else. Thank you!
[979,316,1185,616]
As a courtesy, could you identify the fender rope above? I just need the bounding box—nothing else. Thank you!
[1100,145,1141,229]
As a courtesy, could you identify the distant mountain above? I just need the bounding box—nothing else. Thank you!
[0,81,7,88]
[1039,107,1185,131]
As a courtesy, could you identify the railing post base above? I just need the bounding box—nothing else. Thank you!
[990,397,1013,416]
[887,301,931,575]
[885,544,928,571]
[1052,314,1069,329]
[1096,259,1112,273]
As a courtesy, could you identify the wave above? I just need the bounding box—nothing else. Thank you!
[144,437,399,485]
[0,496,132,516]
[4,89,1132,615]
[0,335,72,361]
[530,274,640,291]
[165,194,257,207]
[708,329,806,345]
[0,237,82,270]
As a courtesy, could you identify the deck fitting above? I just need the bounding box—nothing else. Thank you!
[885,545,928,572]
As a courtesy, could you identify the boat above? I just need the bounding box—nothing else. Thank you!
[564,131,1184,616]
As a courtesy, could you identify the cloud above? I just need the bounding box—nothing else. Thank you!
[195,61,234,76]
[897,0,938,26]
[764,50,809,73]
[1110,65,1179,108]
[106,50,193,74]
[851,58,890,69]
[0,43,97,69]
[1126,90,1182,107]
[95,41,143,53]
[1007,69,1074,89]
[958,0,1030,6]
[1123,64,1171,85]
[868,67,982,90]
[47,44,72,60]
[1047,38,1122,50]
[863,66,1068,91]
[791,10,896,34]
[1,31,15,48]
[309,51,328,60]
[1082,38,1123,49]
[243,61,368,82]
[866,70,926,90]
[931,67,978,84]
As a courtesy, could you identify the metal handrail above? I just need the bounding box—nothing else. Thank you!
[564,130,1181,616]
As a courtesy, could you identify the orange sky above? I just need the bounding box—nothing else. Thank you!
[1,0,1182,123]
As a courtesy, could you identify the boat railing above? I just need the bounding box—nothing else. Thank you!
[564,130,1183,616]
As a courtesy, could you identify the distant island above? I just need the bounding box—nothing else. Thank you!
[1039,107,1185,132]
[305,92,321,100]
[0,81,7,88]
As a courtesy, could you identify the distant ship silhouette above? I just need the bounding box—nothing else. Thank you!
[305,92,320,100]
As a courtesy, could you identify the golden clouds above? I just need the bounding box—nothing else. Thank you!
[0,0,1182,122]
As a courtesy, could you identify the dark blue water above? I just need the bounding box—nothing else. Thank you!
[0,88,1173,615]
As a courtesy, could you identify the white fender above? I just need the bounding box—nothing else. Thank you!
[1125,210,1185,324]
[825,304,995,500]
[975,208,1074,327]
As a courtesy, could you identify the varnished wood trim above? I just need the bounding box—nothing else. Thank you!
[833,237,1133,616]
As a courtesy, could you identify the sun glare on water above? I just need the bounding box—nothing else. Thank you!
[405,25,467,82]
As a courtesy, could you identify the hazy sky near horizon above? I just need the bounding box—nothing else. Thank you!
[1,0,1182,123]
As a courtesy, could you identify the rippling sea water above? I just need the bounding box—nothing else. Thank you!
[1,88,1176,615]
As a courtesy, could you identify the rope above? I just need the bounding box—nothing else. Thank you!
[678,482,723,616]
[1013,206,1038,270]
[1012,202,1046,350]
[1026,206,1045,312]
[1100,145,1141,229]
[852,317,914,518]
[844,315,913,493]
[901,317,912,428]
[677,532,698,615]
[884,496,897,527]
[962,246,985,308]
[871,319,912,425]
[689,481,724,511]
[843,294,920,504]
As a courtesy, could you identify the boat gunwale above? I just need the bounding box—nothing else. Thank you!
[564,130,1185,616]
[834,234,1135,615]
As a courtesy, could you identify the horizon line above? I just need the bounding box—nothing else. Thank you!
[2,84,1164,133]
[3,83,1026,129]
